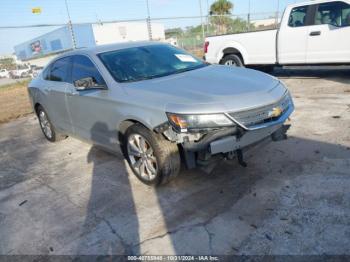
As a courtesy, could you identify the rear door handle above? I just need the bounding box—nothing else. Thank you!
[310,31,321,36]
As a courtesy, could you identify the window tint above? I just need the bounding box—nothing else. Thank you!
[289,6,308,27]
[315,1,350,27]
[49,57,71,82]
[72,55,105,86]
[42,66,50,80]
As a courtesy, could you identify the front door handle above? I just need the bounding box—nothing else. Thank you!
[310,31,321,36]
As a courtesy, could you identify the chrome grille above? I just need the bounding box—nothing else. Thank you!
[228,93,291,128]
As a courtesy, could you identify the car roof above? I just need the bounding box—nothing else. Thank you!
[287,0,348,8]
[58,41,165,58]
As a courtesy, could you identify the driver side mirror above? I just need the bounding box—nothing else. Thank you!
[74,77,107,91]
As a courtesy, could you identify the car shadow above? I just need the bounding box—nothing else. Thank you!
[271,66,350,85]
[75,122,140,255]
[77,121,350,255]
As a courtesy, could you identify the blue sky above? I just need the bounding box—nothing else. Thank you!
[0,0,303,55]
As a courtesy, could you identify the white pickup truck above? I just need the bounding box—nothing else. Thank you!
[205,0,350,70]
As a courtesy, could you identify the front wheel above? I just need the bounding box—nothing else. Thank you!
[124,124,181,186]
[220,54,244,67]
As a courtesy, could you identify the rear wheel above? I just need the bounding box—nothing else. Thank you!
[220,54,244,67]
[125,123,181,186]
[36,105,66,142]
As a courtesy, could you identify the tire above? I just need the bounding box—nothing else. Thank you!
[220,54,244,67]
[124,123,181,186]
[36,105,66,142]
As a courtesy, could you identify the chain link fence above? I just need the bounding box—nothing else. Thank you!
[0,0,284,67]
[0,12,280,66]
[156,12,279,57]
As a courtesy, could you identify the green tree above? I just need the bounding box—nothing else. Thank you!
[210,0,234,34]
[0,57,16,70]
[210,0,233,15]
[165,27,184,38]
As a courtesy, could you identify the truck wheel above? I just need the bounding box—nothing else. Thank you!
[220,54,244,67]
[125,123,181,186]
[36,105,67,142]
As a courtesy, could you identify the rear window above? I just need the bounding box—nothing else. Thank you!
[48,57,71,82]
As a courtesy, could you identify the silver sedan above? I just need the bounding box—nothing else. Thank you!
[28,41,294,186]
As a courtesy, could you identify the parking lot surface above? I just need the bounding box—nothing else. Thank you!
[0,68,350,255]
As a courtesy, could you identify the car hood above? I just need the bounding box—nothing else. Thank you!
[121,65,286,114]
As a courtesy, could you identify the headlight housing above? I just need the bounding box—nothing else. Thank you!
[167,113,234,132]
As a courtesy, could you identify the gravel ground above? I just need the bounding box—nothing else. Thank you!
[0,68,349,256]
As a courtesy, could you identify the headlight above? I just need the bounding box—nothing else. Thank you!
[167,113,234,132]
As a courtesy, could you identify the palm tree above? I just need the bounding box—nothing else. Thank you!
[210,0,234,34]
[210,0,233,15]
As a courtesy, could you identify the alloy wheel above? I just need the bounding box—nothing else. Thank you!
[127,134,158,181]
[39,110,53,139]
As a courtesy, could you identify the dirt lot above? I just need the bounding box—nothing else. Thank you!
[0,68,350,256]
[0,80,32,124]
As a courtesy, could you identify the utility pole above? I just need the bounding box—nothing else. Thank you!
[64,0,77,49]
[146,0,152,40]
[199,0,205,39]
[275,0,280,27]
[206,0,209,34]
[247,0,251,31]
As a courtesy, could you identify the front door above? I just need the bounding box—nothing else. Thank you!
[65,55,120,150]
[307,1,350,64]
[278,5,311,64]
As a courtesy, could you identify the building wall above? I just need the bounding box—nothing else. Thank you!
[251,18,280,28]
[92,22,165,45]
[73,24,96,49]
[14,22,165,61]
[14,24,95,61]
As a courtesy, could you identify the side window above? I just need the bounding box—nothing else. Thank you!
[49,57,71,82]
[315,1,350,27]
[342,3,350,26]
[72,55,105,86]
[42,66,50,80]
[288,6,308,27]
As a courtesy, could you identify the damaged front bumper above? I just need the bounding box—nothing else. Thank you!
[155,98,294,168]
[180,104,294,168]
[181,123,290,168]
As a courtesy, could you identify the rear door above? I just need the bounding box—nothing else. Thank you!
[306,1,350,63]
[278,5,313,64]
[43,57,73,133]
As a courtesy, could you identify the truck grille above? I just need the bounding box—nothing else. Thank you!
[228,92,291,128]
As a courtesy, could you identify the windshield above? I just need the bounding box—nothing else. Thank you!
[98,44,207,83]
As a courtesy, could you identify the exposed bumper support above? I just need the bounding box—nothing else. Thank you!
[210,123,282,155]
[182,124,290,169]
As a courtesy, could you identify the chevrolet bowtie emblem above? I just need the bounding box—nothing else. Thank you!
[268,107,283,118]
